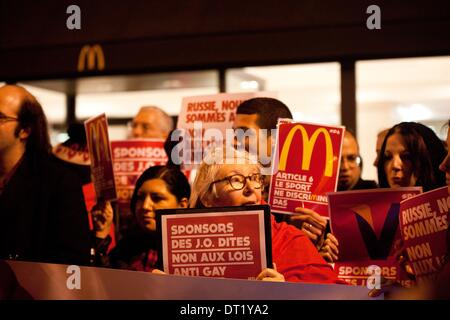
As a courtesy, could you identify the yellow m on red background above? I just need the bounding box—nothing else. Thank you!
[278,125,334,177]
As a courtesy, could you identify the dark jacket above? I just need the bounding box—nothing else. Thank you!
[351,178,378,190]
[0,155,91,265]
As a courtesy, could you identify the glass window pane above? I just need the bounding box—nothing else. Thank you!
[226,63,341,125]
[75,71,219,140]
[357,56,450,182]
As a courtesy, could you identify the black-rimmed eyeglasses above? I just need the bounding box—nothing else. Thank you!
[211,173,263,190]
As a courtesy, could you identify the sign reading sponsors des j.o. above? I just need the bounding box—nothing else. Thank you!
[156,205,272,280]
[399,186,450,285]
[269,121,345,216]
[84,113,117,201]
[111,139,167,209]
[328,187,422,286]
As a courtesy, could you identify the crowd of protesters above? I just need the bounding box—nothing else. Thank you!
[0,84,448,298]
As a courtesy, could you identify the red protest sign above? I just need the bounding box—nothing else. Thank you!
[84,113,117,201]
[111,139,167,208]
[328,187,422,286]
[156,205,272,280]
[399,186,450,285]
[176,92,277,168]
[269,121,345,216]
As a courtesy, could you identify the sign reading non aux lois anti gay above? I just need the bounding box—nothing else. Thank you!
[269,121,345,216]
[156,205,272,280]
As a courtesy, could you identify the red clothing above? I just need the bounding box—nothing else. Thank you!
[271,216,345,284]
[129,249,158,272]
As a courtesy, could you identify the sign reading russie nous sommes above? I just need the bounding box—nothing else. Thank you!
[399,186,449,286]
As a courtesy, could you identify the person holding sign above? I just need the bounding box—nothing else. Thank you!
[377,122,446,285]
[432,119,450,298]
[93,165,190,271]
[368,121,449,298]
[233,97,339,263]
[190,146,344,284]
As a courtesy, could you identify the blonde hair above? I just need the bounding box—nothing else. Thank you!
[189,145,261,208]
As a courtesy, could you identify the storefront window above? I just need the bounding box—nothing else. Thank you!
[226,63,341,125]
[356,56,450,181]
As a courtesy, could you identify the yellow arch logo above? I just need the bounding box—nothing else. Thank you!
[88,120,110,166]
[278,125,334,177]
[78,44,105,72]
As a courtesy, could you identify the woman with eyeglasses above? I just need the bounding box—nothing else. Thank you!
[189,146,344,283]
[92,165,190,271]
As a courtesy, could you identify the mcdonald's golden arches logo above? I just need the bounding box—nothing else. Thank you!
[78,44,105,72]
[87,119,110,166]
[278,125,334,177]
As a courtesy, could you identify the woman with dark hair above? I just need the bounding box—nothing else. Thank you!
[377,122,446,191]
[93,165,190,271]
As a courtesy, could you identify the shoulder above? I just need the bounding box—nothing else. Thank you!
[45,156,85,188]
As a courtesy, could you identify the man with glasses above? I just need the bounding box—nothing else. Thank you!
[338,130,378,191]
[128,106,173,139]
[0,84,91,265]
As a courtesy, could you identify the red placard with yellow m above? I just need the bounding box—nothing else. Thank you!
[269,121,344,216]
[84,113,117,201]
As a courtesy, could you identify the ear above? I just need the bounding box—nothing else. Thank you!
[199,193,213,208]
[18,127,30,140]
[178,198,189,208]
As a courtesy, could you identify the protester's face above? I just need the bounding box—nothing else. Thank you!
[233,113,272,159]
[438,127,450,193]
[203,164,262,207]
[0,86,24,154]
[135,178,185,232]
[130,109,167,139]
[383,133,416,188]
[338,134,361,190]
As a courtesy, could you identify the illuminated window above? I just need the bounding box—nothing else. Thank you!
[357,56,450,181]
[226,63,341,125]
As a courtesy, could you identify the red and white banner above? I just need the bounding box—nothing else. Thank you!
[158,206,272,280]
[111,139,167,209]
[269,121,345,216]
[399,186,449,285]
[175,91,277,167]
